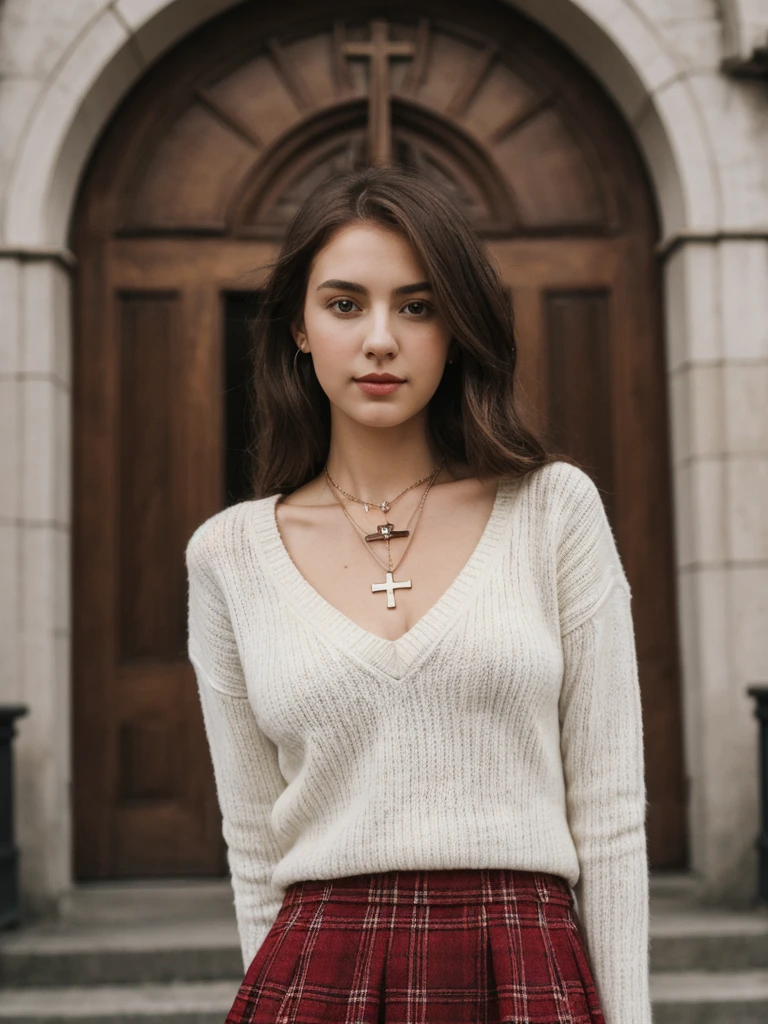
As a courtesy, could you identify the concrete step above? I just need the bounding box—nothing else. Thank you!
[0,980,236,1024]
[0,881,241,988]
[3,878,768,986]
[53,881,235,928]
[0,924,242,987]
[650,969,768,1024]
[2,874,768,1024]
[0,973,767,1024]
[4,911,768,987]
[650,906,768,971]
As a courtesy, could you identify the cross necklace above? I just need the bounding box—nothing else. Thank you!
[325,463,444,608]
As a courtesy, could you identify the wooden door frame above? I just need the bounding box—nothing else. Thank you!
[69,0,688,880]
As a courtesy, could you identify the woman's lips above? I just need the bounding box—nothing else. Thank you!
[355,380,404,395]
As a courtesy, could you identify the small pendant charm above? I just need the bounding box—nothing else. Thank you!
[371,571,412,609]
[365,522,410,543]
[381,501,390,513]
[363,503,369,513]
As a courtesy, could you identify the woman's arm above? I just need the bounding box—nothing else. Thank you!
[554,465,652,1024]
[559,580,651,1024]
[186,521,287,972]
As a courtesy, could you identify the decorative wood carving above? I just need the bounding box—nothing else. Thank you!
[232,99,516,239]
[117,17,619,239]
[338,18,419,164]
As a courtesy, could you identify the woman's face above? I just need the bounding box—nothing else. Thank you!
[293,221,452,429]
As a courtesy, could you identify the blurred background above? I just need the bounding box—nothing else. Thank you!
[0,1,767,1020]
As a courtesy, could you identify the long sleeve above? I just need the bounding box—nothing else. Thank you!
[559,581,652,1024]
[555,467,652,1024]
[186,522,287,972]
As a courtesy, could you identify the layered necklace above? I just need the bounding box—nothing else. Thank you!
[324,461,446,609]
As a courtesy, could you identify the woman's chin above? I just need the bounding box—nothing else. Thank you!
[330,401,424,431]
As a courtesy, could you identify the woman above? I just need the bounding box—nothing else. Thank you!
[186,166,652,1023]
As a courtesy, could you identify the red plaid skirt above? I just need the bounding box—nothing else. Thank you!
[225,868,605,1023]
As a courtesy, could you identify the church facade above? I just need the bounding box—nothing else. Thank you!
[0,0,766,918]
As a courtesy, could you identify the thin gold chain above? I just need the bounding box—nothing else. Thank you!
[324,463,441,513]
[326,461,445,545]
[328,478,432,574]
[326,464,443,574]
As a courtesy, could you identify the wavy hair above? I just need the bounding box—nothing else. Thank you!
[248,165,568,497]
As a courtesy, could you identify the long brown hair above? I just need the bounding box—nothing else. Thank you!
[248,166,567,497]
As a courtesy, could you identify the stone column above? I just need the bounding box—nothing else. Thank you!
[0,249,75,918]
[663,235,768,904]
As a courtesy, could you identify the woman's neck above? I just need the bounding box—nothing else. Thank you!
[324,414,447,501]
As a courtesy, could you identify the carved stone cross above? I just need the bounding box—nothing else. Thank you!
[341,19,416,165]
[371,571,412,609]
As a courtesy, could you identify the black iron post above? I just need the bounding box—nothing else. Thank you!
[747,685,768,905]
[0,705,28,929]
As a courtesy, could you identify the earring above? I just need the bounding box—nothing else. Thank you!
[293,347,303,373]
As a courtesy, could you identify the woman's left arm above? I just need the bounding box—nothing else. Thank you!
[559,573,652,1024]
[549,462,652,1024]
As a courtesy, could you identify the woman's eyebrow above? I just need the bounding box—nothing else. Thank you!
[316,279,433,295]
[395,281,432,296]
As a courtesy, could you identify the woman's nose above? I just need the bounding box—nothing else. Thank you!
[362,310,398,358]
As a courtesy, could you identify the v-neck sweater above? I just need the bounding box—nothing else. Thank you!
[185,459,651,1024]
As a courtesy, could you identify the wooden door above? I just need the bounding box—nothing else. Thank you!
[73,266,227,876]
[497,239,682,866]
[72,0,686,877]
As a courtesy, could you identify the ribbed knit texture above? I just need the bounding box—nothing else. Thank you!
[186,459,651,1024]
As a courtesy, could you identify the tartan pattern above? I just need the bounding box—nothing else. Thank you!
[225,868,606,1023]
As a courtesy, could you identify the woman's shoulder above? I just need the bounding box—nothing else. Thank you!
[528,461,631,630]
[526,458,617,549]
[185,494,277,577]
[516,458,603,530]
[524,457,598,498]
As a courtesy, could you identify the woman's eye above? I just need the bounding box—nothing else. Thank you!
[403,300,431,316]
[331,298,357,314]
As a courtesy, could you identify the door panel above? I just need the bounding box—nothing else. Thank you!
[545,289,614,495]
[118,292,186,665]
[74,283,227,877]
[496,241,686,868]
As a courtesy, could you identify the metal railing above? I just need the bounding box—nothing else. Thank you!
[747,685,768,906]
[0,705,28,929]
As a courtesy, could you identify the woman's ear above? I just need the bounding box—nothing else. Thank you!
[291,319,308,352]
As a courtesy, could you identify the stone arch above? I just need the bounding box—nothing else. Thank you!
[2,0,720,249]
[93,8,646,248]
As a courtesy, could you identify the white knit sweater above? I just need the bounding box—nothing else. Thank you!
[185,459,651,1023]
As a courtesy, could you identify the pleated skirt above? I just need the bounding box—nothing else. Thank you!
[225,867,605,1024]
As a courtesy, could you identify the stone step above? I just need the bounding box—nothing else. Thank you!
[53,882,234,928]
[4,919,768,987]
[0,980,236,1024]
[650,969,768,1024]
[3,886,768,987]
[2,929,764,986]
[0,926,242,987]
[0,881,242,988]
[0,972,767,1024]
[650,907,768,971]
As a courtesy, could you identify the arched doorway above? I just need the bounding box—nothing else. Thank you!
[72,0,686,879]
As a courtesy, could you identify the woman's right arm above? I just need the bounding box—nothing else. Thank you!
[186,520,287,972]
